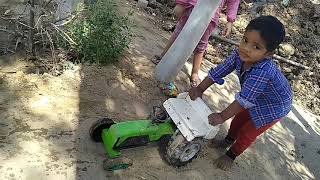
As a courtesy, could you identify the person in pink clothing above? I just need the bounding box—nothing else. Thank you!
[153,0,241,87]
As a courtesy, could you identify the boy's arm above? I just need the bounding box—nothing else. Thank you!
[189,50,238,100]
[189,77,214,100]
[221,100,244,120]
[198,76,214,92]
[208,100,244,126]
[208,69,271,126]
[225,0,240,23]
[208,50,238,85]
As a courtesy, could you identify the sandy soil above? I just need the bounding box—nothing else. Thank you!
[0,0,320,179]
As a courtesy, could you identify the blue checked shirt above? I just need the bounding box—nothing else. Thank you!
[208,49,293,128]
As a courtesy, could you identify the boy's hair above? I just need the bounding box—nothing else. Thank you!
[246,16,285,52]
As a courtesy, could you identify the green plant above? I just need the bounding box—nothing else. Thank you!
[66,0,132,64]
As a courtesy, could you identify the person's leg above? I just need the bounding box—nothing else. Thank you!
[227,110,252,140]
[215,118,280,171]
[190,52,204,86]
[159,33,178,57]
[152,8,189,64]
[190,21,217,87]
[173,4,186,20]
[210,110,250,149]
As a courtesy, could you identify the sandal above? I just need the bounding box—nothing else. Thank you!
[151,55,162,65]
[158,82,178,97]
[190,78,201,88]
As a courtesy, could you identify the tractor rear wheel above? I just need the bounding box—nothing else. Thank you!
[89,117,115,142]
[160,132,202,167]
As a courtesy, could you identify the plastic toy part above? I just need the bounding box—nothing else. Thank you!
[163,92,219,141]
[101,120,175,158]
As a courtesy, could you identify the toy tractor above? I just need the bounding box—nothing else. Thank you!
[89,92,219,171]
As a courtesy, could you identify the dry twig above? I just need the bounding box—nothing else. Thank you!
[51,23,77,45]
[0,28,15,35]
[44,28,56,60]
[29,0,36,56]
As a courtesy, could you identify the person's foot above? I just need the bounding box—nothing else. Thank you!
[151,55,162,65]
[190,74,201,88]
[208,138,234,149]
[213,154,234,171]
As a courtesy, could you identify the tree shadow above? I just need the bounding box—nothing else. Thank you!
[0,55,85,179]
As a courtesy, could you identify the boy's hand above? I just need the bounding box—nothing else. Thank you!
[188,87,204,100]
[208,113,225,126]
[222,22,233,37]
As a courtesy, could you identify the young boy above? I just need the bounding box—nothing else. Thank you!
[189,16,293,170]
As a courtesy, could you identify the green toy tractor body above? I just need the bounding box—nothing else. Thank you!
[101,120,175,158]
[89,93,219,171]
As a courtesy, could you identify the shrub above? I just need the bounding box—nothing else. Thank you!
[66,0,132,64]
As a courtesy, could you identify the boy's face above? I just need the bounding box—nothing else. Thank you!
[239,30,273,64]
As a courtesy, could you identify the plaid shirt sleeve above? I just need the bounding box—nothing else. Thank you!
[208,50,237,85]
[235,69,270,108]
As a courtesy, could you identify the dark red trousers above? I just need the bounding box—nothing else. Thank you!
[227,110,279,157]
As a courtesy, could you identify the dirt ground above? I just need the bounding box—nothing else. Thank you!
[0,0,320,179]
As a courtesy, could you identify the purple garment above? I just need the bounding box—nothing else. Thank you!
[175,0,240,23]
[172,8,217,53]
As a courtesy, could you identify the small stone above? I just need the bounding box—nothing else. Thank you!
[288,8,298,16]
[282,67,292,73]
[157,0,166,4]
[282,0,290,7]
[279,43,295,57]
[148,0,162,9]
[137,0,148,8]
[162,22,175,32]
[16,71,24,76]
[313,6,320,18]
[146,7,154,14]
[205,54,215,61]
[4,9,11,15]
[169,0,176,7]
[292,81,305,92]
[205,55,223,64]
[315,22,320,35]
[207,44,215,55]
[305,70,314,76]
[296,75,303,80]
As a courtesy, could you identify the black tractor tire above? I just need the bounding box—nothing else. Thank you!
[159,133,202,167]
[89,117,115,142]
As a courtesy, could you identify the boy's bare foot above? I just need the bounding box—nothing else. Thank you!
[213,154,234,171]
[208,138,234,149]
